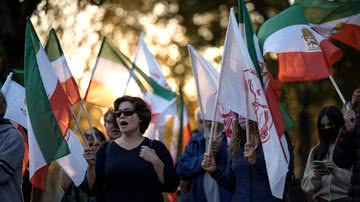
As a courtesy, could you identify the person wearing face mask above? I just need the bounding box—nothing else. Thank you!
[175,108,232,202]
[333,88,360,201]
[302,106,351,202]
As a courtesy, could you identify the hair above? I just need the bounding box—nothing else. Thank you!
[228,123,247,158]
[103,108,114,123]
[84,127,106,142]
[113,96,151,134]
[0,92,7,119]
[313,106,344,160]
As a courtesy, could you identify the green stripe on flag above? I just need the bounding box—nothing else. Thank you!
[295,0,360,24]
[45,29,63,62]
[102,39,177,101]
[258,5,308,51]
[25,20,70,163]
[176,93,184,159]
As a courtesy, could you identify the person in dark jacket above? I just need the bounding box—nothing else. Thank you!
[333,88,360,201]
[0,92,25,202]
[176,108,232,202]
[202,118,285,202]
[94,96,179,202]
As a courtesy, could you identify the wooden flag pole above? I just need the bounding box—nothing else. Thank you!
[68,104,89,147]
[329,75,346,105]
[79,100,98,143]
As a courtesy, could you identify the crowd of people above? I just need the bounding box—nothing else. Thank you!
[1,88,360,202]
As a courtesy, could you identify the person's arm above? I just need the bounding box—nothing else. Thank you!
[333,127,356,169]
[301,148,321,195]
[94,142,107,201]
[210,157,236,193]
[176,138,204,178]
[0,128,24,184]
[60,169,72,191]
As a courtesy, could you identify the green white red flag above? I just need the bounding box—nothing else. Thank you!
[258,5,343,83]
[25,20,71,190]
[296,0,360,50]
[45,29,81,105]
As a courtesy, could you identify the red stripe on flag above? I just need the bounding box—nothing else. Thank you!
[277,51,333,83]
[266,84,285,137]
[331,24,360,51]
[30,165,49,190]
[182,124,192,152]
[60,77,81,105]
[49,81,72,136]
[18,126,29,177]
[319,40,343,66]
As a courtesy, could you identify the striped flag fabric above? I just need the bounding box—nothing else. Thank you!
[24,20,71,189]
[223,9,289,199]
[238,0,294,136]
[296,0,360,50]
[45,29,81,105]
[133,34,177,141]
[258,5,343,83]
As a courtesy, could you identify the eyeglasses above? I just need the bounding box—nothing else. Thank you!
[115,110,136,117]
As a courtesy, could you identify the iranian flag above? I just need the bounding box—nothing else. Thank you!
[24,20,71,189]
[85,38,177,121]
[84,38,142,107]
[45,29,81,105]
[258,5,343,83]
[222,9,289,199]
[133,34,177,141]
[296,0,360,50]
[238,0,294,137]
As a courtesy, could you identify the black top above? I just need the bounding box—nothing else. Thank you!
[94,137,179,202]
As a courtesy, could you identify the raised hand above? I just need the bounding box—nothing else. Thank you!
[201,152,216,173]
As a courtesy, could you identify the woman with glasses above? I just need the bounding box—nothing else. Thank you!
[94,96,179,202]
[301,106,351,202]
[103,108,121,140]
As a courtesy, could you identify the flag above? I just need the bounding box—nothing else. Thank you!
[25,20,71,190]
[238,0,294,134]
[56,129,88,186]
[258,5,343,83]
[133,34,177,141]
[188,45,222,122]
[84,38,142,107]
[296,0,360,50]
[85,38,177,121]
[10,121,29,177]
[169,94,191,162]
[224,9,289,199]
[45,29,81,105]
[1,72,27,128]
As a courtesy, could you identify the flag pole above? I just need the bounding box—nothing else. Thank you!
[68,104,89,147]
[328,75,346,105]
[79,100,98,143]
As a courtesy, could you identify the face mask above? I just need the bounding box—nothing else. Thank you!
[320,127,338,142]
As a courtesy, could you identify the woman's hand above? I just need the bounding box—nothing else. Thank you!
[139,146,159,164]
[324,161,336,175]
[244,143,256,165]
[83,143,100,166]
[201,152,216,173]
[343,109,356,133]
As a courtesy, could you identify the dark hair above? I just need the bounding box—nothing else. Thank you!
[84,127,106,142]
[0,92,6,119]
[228,124,247,158]
[113,96,151,134]
[103,108,114,123]
[313,106,344,160]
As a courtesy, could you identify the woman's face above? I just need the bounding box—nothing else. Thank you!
[319,115,338,143]
[115,101,141,134]
[104,115,121,140]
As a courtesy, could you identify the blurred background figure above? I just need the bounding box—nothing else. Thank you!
[333,88,360,201]
[176,108,232,202]
[103,108,121,140]
[302,106,351,202]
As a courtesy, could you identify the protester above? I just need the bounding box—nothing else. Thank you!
[60,127,106,202]
[302,106,351,202]
[103,108,120,140]
[176,108,232,202]
[201,118,283,201]
[333,88,360,201]
[94,96,179,201]
[0,92,25,202]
